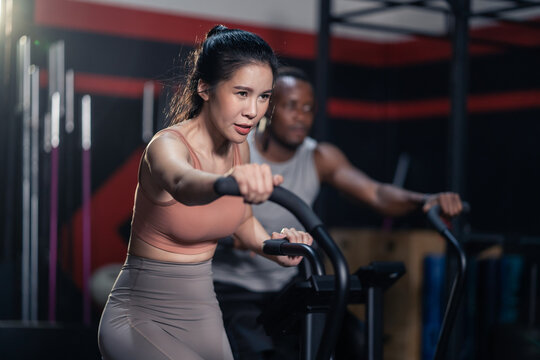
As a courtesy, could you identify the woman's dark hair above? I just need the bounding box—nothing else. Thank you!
[168,25,279,125]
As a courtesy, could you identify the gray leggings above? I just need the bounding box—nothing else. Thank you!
[98,255,234,360]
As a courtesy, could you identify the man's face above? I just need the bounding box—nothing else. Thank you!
[268,76,315,149]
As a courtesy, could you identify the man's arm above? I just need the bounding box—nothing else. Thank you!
[314,142,462,217]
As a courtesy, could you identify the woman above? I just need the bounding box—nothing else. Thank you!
[97,25,313,360]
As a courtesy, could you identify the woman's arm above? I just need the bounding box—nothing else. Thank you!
[233,205,313,267]
[145,134,285,206]
[145,132,221,205]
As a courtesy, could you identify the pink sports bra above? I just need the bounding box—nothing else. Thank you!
[130,128,246,255]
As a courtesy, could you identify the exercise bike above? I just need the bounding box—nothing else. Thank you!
[215,177,468,360]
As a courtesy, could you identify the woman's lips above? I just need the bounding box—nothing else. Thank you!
[234,124,252,135]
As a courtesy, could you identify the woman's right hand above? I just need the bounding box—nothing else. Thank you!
[228,164,283,204]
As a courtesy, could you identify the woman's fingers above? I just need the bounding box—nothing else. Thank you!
[259,163,274,202]
[280,228,313,246]
[231,164,279,204]
[272,228,313,267]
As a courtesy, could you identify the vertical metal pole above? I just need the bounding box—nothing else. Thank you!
[366,287,383,360]
[315,0,331,142]
[1,0,14,262]
[2,0,14,84]
[65,69,74,134]
[81,95,92,326]
[445,1,470,359]
[528,263,537,328]
[30,65,40,322]
[56,42,65,117]
[314,0,332,223]
[447,0,470,200]
[48,91,60,322]
[142,81,154,143]
[42,116,51,156]
[302,313,327,360]
[18,35,31,322]
[48,44,56,102]
[47,41,65,322]
[64,69,75,273]
[48,41,65,113]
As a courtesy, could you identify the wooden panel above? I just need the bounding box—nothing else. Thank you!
[327,228,446,360]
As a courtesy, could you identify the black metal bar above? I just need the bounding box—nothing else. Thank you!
[302,313,327,360]
[529,263,538,328]
[366,287,384,360]
[312,225,349,360]
[447,0,470,200]
[335,0,449,19]
[333,18,447,39]
[444,4,470,356]
[333,12,537,50]
[427,204,468,360]
[263,240,325,275]
[470,2,540,18]
[263,239,327,359]
[470,14,540,30]
[334,4,403,19]
[314,0,331,143]
[433,228,467,360]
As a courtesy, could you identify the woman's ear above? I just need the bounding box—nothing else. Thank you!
[197,80,210,101]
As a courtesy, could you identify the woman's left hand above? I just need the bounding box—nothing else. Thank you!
[271,228,313,267]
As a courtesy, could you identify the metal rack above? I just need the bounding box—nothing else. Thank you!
[313,2,540,359]
[314,0,540,197]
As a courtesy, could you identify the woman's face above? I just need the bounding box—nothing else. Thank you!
[203,63,274,143]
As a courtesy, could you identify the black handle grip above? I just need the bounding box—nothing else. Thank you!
[214,176,324,232]
[426,201,469,360]
[214,176,241,196]
[263,239,325,276]
[263,239,288,255]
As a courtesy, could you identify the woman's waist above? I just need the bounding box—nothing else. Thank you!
[128,236,216,264]
[110,255,219,308]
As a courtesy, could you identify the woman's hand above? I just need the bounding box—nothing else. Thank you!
[229,164,283,203]
[271,228,313,267]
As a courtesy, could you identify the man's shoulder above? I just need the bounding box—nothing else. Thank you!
[314,141,339,155]
[302,136,317,151]
[314,141,346,169]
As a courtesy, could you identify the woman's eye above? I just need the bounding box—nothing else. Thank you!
[260,94,271,100]
[237,91,248,97]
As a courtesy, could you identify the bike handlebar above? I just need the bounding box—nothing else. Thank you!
[214,176,349,360]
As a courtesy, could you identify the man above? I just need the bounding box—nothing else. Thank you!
[213,67,463,359]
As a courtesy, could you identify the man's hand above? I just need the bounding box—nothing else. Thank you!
[422,192,463,217]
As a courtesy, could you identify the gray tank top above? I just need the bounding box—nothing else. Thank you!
[212,132,320,292]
